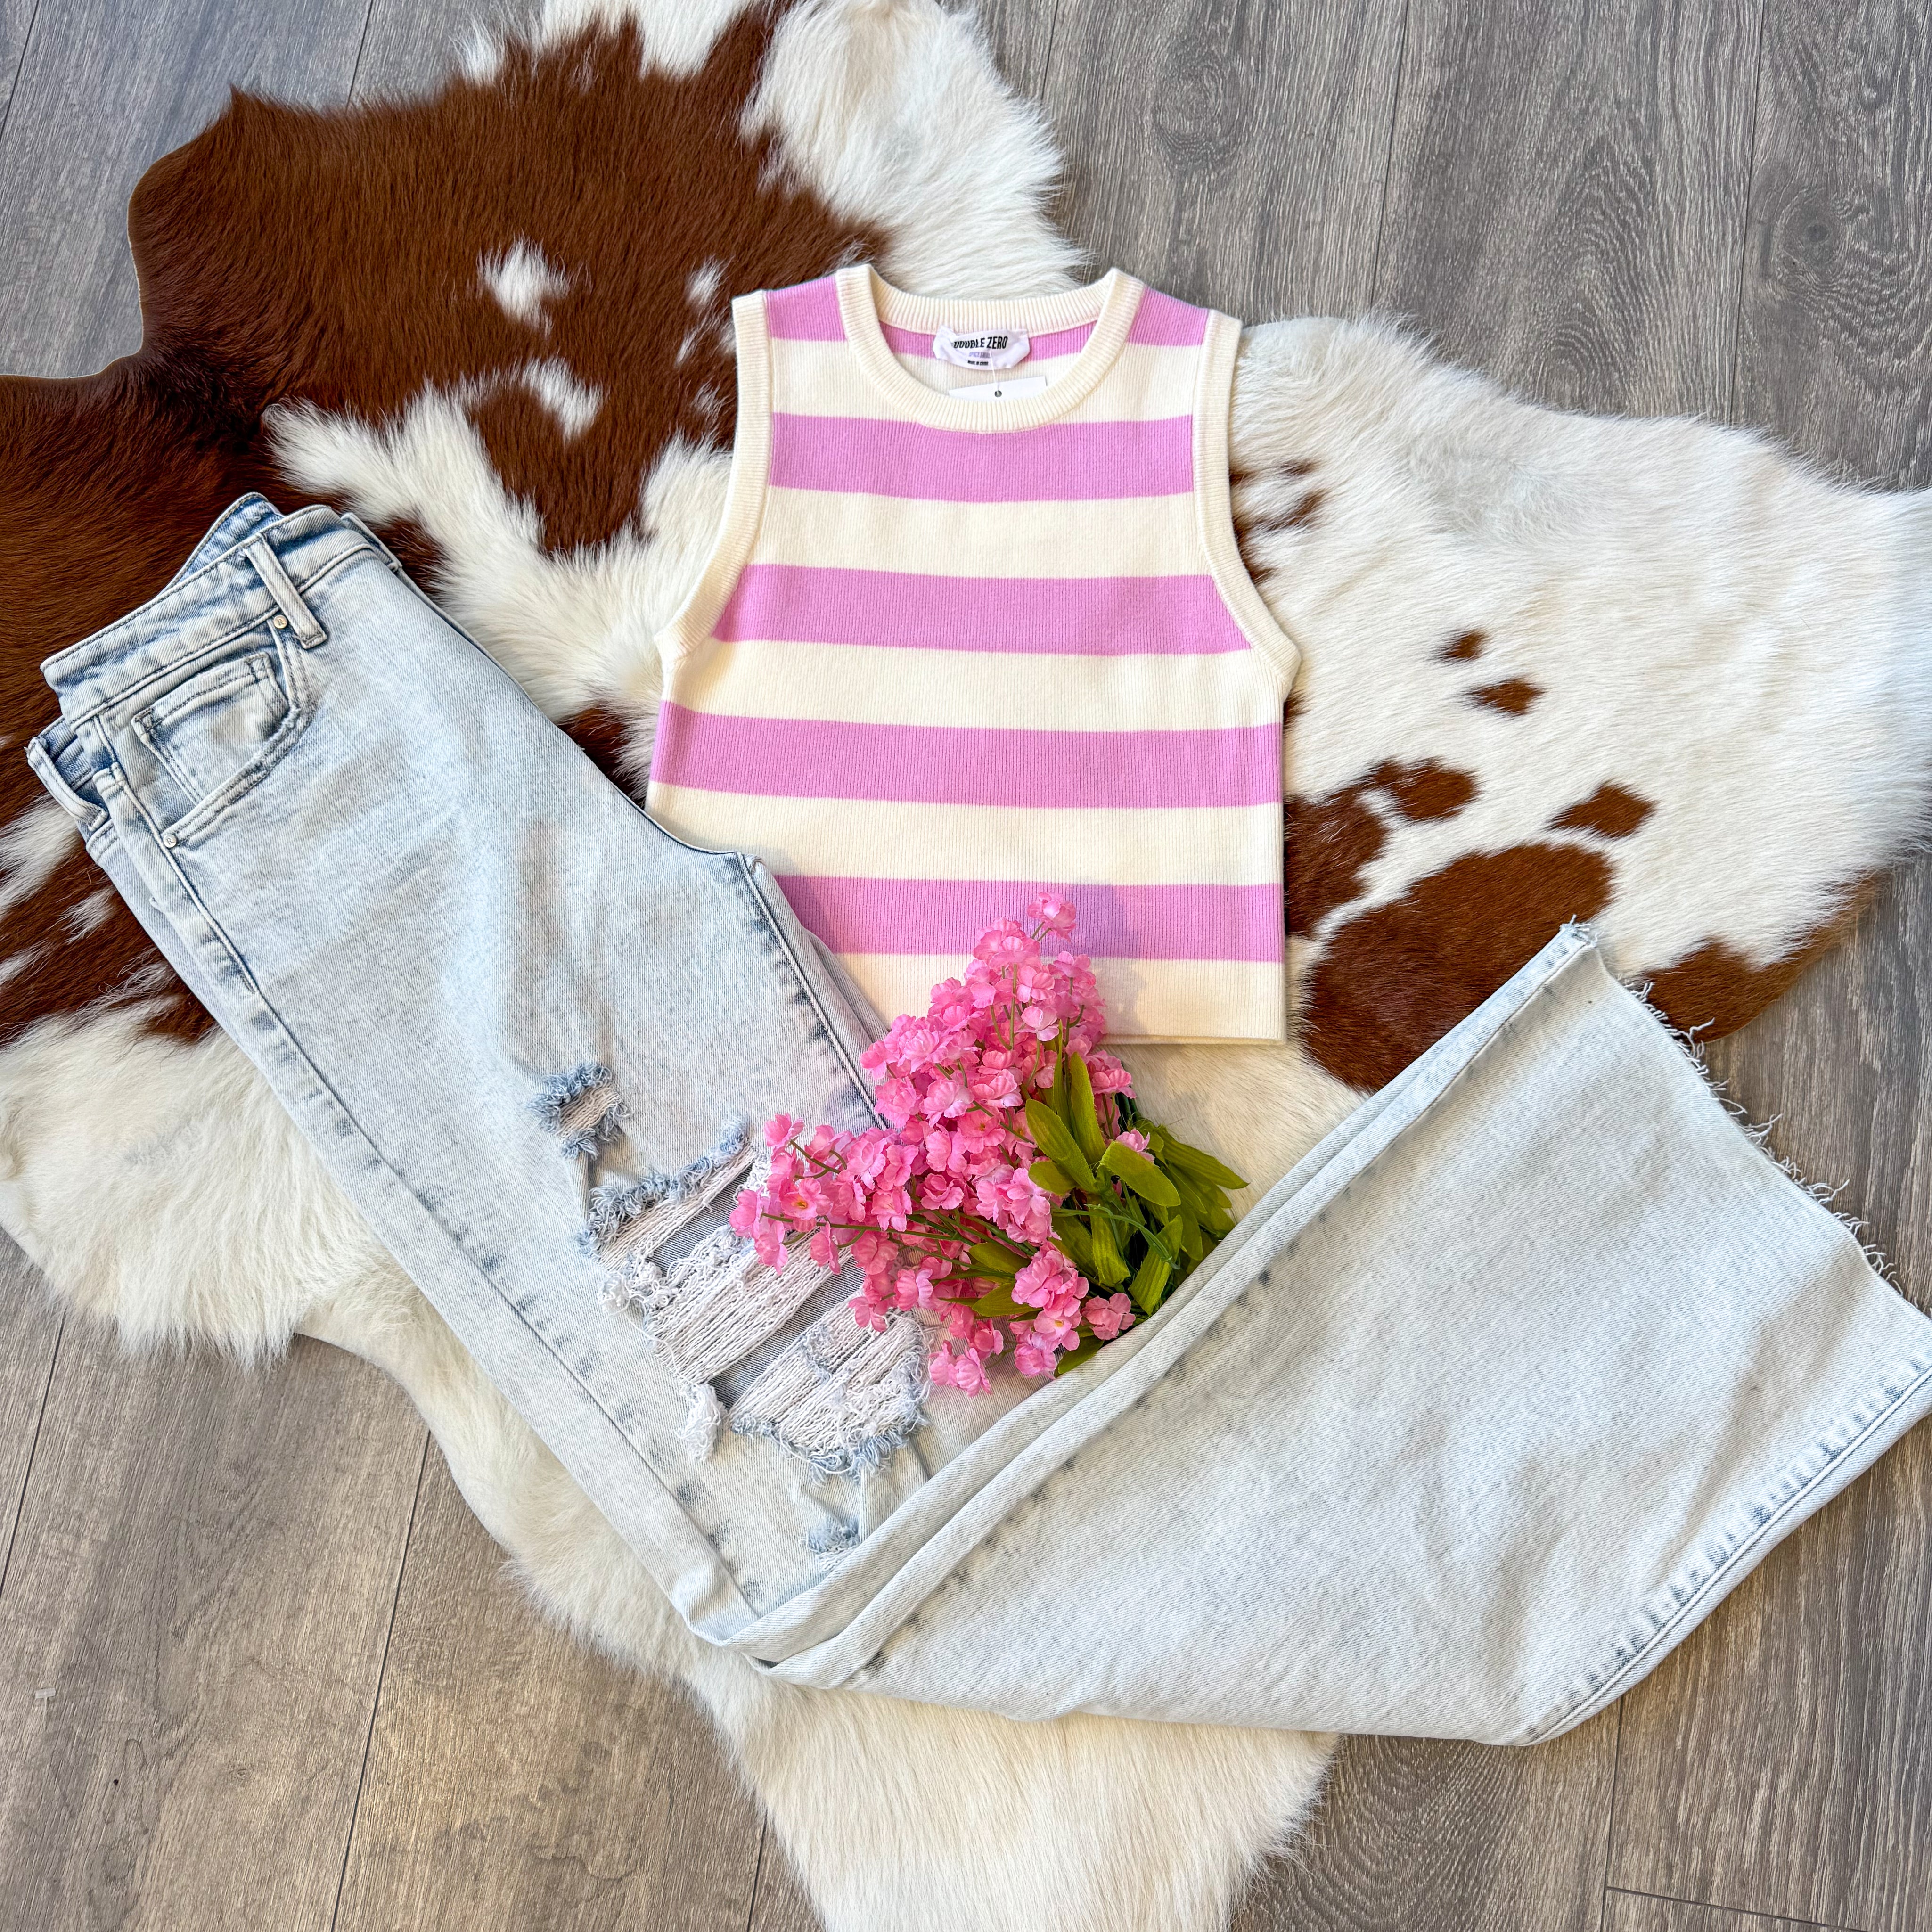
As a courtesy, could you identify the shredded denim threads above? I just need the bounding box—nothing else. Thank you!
[532,1062,626,1158]
[588,1122,833,1464]
[623,1226,831,1384]
[680,1383,727,1460]
[584,1116,753,1262]
[730,1304,930,1475]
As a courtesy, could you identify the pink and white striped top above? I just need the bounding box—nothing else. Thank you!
[648,264,1298,1043]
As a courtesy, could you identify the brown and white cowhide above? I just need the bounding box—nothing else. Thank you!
[2,2,1931,1928]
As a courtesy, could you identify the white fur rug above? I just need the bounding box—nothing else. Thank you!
[5,3,1932,1928]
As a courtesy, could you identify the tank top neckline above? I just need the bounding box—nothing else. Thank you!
[833,263,1146,434]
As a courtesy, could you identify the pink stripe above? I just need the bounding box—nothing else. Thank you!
[878,319,1096,361]
[713,564,1249,655]
[765,278,845,340]
[777,876,1282,964]
[654,705,1279,808]
[769,413,1194,500]
[1128,287,1210,346]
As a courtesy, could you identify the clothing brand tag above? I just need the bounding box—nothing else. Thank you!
[932,324,1031,370]
[950,373,1050,401]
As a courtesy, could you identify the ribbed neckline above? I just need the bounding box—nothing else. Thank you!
[834,264,1144,431]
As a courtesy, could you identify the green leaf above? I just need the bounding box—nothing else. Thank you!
[1088,1211,1130,1286]
[1098,1140,1181,1210]
[1067,1055,1108,1165]
[1049,1049,1071,1123]
[1050,1213,1096,1276]
[1159,1135,1248,1193]
[1146,1213,1184,1270]
[1127,1245,1171,1316]
[1168,1166,1236,1234]
[1054,1334,1105,1377]
[1176,1207,1203,1262]
[970,1287,1032,1320]
[1025,1099,1097,1192]
[1029,1158,1072,1196]
[967,1240,1022,1278]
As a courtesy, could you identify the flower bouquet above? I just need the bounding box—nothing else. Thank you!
[731,896,1248,1395]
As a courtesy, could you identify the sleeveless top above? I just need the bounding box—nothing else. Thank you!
[647,264,1299,1044]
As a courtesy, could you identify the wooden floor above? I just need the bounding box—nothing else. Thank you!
[2,0,1929,1926]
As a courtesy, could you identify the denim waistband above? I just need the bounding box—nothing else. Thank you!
[38,496,379,724]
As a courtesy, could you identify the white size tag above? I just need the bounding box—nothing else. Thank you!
[932,323,1031,369]
[950,373,1050,401]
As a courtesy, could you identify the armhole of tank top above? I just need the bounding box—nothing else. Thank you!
[652,289,773,666]
[1193,309,1302,696]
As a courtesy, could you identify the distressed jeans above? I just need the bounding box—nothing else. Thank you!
[29,496,1932,1743]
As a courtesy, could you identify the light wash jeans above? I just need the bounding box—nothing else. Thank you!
[29,496,1932,1744]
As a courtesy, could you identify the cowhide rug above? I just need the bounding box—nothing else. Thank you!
[3,2,1932,1928]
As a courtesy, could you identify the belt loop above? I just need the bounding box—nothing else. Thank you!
[25,730,108,836]
[243,536,326,648]
[341,510,407,577]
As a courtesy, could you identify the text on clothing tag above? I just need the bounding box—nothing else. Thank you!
[932,324,1031,370]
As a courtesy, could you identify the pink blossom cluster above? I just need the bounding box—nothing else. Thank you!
[729,896,1137,1396]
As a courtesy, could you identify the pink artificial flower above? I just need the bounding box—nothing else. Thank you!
[1027,892,1079,936]
[932,1345,992,1397]
[1083,1292,1136,1341]
[875,1075,920,1128]
[1012,1328,1060,1378]
[919,1171,966,1211]
[1011,1246,1079,1310]
[973,920,1034,966]
[1031,1300,1083,1347]
[1115,1129,1149,1154]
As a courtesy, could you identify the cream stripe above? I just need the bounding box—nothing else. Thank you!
[774,338,1203,422]
[753,488,1205,577]
[646,787,1284,886]
[1194,311,1300,690]
[674,639,1285,733]
[839,954,1288,1046]
[889,350,1085,393]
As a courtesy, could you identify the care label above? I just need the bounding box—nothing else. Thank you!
[950,373,1050,401]
[932,323,1031,370]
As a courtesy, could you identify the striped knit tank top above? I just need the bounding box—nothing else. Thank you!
[648,264,1299,1044]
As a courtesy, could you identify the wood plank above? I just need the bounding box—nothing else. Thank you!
[333,1443,769,1932]
[746,1829,825,1932]
[1729,0,1932,480]
[1375,0,1763,415]
[0,1326,426,1932]
[0,0,374,378]
[351,0,517,103]
[1603,1891,1842,1932]
[1232,1713,1620,1932]
[975,0,1061,105]
[1236,6,1767,1928]
[0,0,37,144]
[1609,5,1932,1929]
[0,1238,61,1596]
[1037,0,1406,317]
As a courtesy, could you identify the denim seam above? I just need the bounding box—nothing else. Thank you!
[1513,1348,1932,1745]
[727,852,879,1115]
